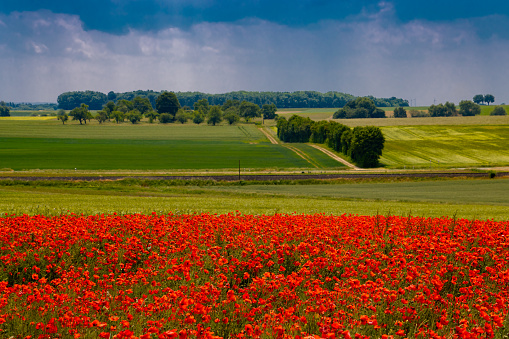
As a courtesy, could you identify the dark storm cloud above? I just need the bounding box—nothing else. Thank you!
[2,0,508,33]
[1,1,509,104]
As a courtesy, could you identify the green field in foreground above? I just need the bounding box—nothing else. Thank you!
[380,125,509,168]
[0,177,508,220]
[0,120,344,170]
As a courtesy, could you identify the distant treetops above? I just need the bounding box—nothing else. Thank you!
[473,94,495,105]
[57,90,408,111]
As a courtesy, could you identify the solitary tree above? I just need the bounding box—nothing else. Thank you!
[473,94,484,105]
[393,107,407,118]
[132,96,153,115]
[261,104,277,120]
[175,109,189,124]
[145,110,159,123]
[239,101,260,122]
[126,110,142,124]
[95,110,109,123]
[156,92,180,120]
[224,111,240,125]
[192,111,205,124]
[111,110,125,123]
[459,100,481,116]
[57,111,68,124]
[158,113,172,124]
[69,104,90,124]
[103,101,116,117]
[484,94,495,105]
[490,106,507,116]
[207,106,223,126]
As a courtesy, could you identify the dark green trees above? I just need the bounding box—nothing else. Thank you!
[490,106,507,116]
[156,92,181,121]
[473,94,495,105]
[193,99,210,115]
[69,104,91,124]
[261,104,277,119]
[224,111,240,125]
[277,115,313,143]
[175,109,189,124]
[473,94,484,105]
[349,126,385,168]
[333,97,386,119]
[458,100,481,116]
[0,101,10,117]
[239,101,261,122]
[58,91,107,110]
[158,113,172,124]
[57,109,68,124]
[393,107,407,118]
[428,102,456,117]
[126,110,142,124]
[207,106,223,126]
[484,94,495,105]
[277,115,385,168]
[132,97,153,115]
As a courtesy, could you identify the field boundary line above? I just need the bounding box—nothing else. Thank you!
[308,144,360,170]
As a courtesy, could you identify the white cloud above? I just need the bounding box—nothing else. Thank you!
[1,6,509,104]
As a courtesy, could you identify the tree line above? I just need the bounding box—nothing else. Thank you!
[390,96,507,118]
[1,102,57,111]
[58,92,279,125]
[277,115,385,168]
[57,90,409,110]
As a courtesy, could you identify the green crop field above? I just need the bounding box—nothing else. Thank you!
[335,115,509,127]
[480,105,509,115]
[0,118,345,170]
[380,125,509,168]
[0,177,507,220]
[204,178,509,206]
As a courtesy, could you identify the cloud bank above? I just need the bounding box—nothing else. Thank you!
[1,3,509,104]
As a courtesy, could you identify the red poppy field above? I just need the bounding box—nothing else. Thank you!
[1,213,508,339]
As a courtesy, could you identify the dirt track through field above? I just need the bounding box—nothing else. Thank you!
[308,144,360,170]
[258,127,319,167]
[258,127,278,144]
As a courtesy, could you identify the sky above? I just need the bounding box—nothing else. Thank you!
[1,1,509,105]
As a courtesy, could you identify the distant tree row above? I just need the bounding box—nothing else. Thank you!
[0,101,11,117]
[333,97,386,119]
[57,90,409,111]
[57,92,279,125]
[277,115,384,168]
[389,100,507,118]
[2,102,57,111]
